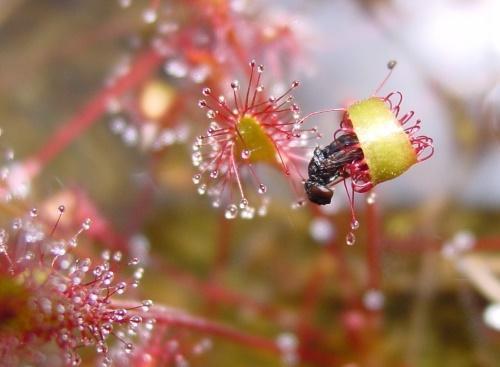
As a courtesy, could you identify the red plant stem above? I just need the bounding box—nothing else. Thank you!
[114,302,338,366]
[26,48,164,176]
[151,306,281,353]
[150,0,161,11]
[326,235,358,306]
[212,212,233,277]
[295,257,332,359]
[308,206,359,304]
[123,171,156,238]
[152,257,283,320]
[365,199,381,290]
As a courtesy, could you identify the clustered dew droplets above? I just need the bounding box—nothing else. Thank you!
[192,60,320,220]
[0,207,153,366]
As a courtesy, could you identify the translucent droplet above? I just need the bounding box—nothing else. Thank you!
[350,219,360,230]
[141,299,153,312]
[363,289,385,311]
[5,149,14,161]
[346,231,356,246]
[116,282,127,295]
[224,204,238,219]
[165,59,188,78]
[103,271,114,285]
[202,87,211,96]
[258,184,267,194]
[241,149,251,160]
[192,173,201,184]
[484,303,500,331]
[58,205,65,214]
[210,169,218,179]
[142,8,157,24]
[82,218,91,231]
[276,332,298,352]
[134,267,144,280]
[309,217,335,244]
[102,250,111,261]
[118,0,132,8]
[113,309,127,321]
[239,198,248,209]
[206,110,216,119]
[96,342,108,354]
[128,257,139,266]
[122,126,138,145]
[12,218,21,230]
[130,315,142,325]
[366,192,376,205]
[240,206,255,219]
[387,60,397,70]
[212,199,221,208]
[30,208,38,217]
[230,80,239,90]
[197,184,207,195]
[113,251,122,262]
[124,343,134,354]
[291,199,306,209]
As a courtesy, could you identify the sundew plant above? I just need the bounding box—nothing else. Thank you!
[1,1,500,366]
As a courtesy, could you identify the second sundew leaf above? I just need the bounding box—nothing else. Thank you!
[235,115,278,165]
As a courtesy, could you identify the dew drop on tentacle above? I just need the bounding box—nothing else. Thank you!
[346,231,356,246]
[224,204,238,219]
[258,183,267,194]
[192,174,201,185]
[197,184,207,195]
[239,198,248,209]
[387,60,397,69]
[141,299,153,312]
[81,218,91,231]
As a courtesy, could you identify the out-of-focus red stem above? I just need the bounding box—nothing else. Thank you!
[116,303,339,366]
[27,48,164,176]
[150,305,280,353]
[326,236,358,306]
[295,258,330,357]
[153,257,283,319]
[150,0,161,10]
[212,212,232,276]
[366,199,381,290]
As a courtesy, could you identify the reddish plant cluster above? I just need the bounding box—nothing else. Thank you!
[0,1,447,366]
[337,91,434,194]
[0,207,150,366]
[193,60,320,219]
[106,0,310,152]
